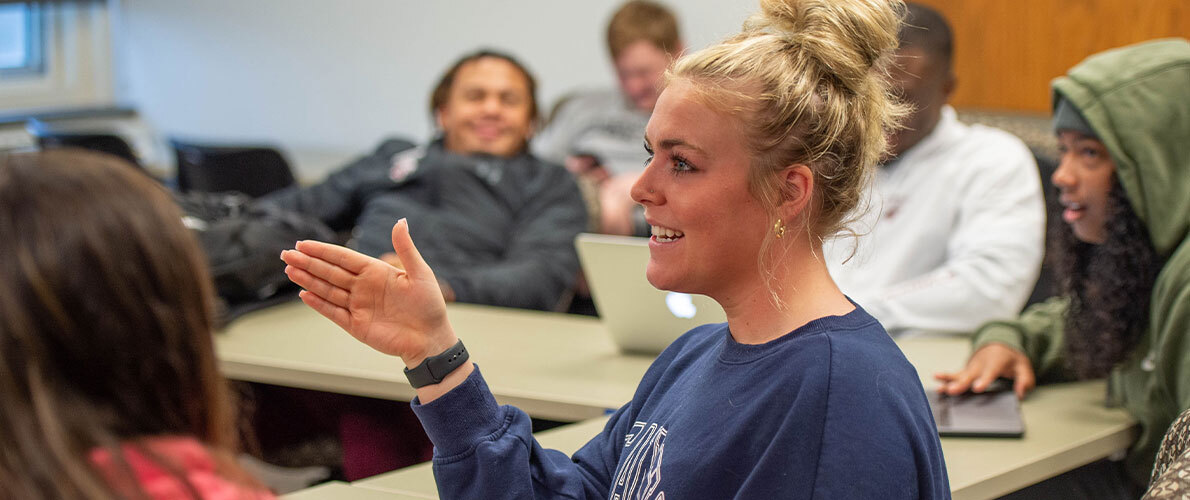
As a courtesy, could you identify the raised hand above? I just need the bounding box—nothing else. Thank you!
[280,218,457,368]
[933,343,1036,399]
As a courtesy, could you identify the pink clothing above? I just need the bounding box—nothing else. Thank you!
[90,436,275,500]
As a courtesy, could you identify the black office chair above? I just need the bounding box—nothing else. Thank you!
[1024,149,1061,308]
[170,139,297,198]
[27,118,142,168]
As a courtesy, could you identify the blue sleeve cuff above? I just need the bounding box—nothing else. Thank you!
[410,365,506,459]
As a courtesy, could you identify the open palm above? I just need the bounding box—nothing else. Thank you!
[280,219,457,363]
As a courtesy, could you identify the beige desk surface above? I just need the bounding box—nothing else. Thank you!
[282,480,432,500]
[221,303,1136,499]
[353,336,1136,500]
[216,301,653,421]
[902,334,1137,499]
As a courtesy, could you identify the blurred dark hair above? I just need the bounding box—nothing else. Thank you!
[428,49,540,125]
[0,150,242,499]
[900,2,953,73]
[1055,182,1162,378]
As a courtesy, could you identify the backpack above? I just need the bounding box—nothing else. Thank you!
[174,192,334,323]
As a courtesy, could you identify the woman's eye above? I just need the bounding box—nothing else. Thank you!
[1080,147,1101,159]
[672,156,694,173]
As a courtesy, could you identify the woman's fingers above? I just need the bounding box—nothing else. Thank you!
[1011,357,1036,399]
[299,290,353,333]
[942,367,979,395]
[970,365,1003,393]
[295,239,374,275]
[298,252,360,290]
[936,343,1036,399]
[390,219,433,280]
[285,265,351,309]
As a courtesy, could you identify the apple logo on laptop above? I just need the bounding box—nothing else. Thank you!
[665,292,697,319]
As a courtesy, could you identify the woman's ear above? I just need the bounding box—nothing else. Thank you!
[779,164,814,221]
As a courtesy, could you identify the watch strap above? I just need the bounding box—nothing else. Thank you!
[403,340,469,389]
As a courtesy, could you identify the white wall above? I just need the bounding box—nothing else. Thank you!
[115,0,754,179]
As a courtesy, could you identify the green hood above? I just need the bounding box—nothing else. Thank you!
[1052,38,1190,257]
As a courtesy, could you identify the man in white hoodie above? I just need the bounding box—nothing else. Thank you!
[825,3,1045,335]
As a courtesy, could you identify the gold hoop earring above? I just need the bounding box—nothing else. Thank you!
[774,219,786,239]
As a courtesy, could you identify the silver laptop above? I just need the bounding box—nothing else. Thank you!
[575,233,727,355]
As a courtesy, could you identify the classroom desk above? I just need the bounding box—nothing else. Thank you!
[219,303,1136,499]
[351,336,1136,500]
[902,334,1137,499]
[281,481,432,500]
[215,301,653,421]
[353,417,612,499]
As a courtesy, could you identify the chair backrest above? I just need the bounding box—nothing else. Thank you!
[33,131,142,168]
[170,139,297,198]
[1023,148,1060,308]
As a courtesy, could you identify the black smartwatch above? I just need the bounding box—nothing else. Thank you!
[403,340,469,388]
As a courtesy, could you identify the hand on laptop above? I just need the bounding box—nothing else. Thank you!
[933,343,1035,400]
[280,219,463,382]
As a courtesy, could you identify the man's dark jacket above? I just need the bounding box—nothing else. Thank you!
[259,138,587,311]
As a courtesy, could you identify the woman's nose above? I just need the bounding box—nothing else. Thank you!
[630,161,657,205]
[1051,154,1076,190]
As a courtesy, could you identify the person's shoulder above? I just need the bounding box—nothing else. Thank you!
[1154,240,1190,317]
[815,311,921,391]
[912,119,1038,184]
[816,314,938,442]
[519,151,580,192]
[823,315,904,357]
[91,436,276,499]
[330,137,420,178]
[804,313,946,497]
[523,148,565,171]
[550,88,631,119]
[564,88,626,108]
[965,122,1033,149]
[369,137,419,157]
[955,120,1036,163]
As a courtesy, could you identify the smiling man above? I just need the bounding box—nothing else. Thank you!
[533,0,684,235]
[259,50,587,312]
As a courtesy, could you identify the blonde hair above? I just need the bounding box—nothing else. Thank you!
[670,0,905,302]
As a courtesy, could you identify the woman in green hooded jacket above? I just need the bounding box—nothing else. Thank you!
[936,38,1190,497]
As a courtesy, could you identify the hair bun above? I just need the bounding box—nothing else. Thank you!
[747,0,903,80]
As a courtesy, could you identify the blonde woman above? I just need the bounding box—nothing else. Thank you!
[282,0,949,497]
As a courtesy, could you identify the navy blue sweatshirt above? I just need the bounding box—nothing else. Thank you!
[412,306,950,499]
